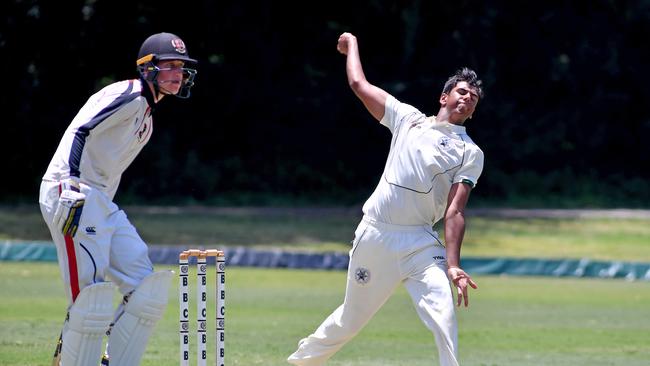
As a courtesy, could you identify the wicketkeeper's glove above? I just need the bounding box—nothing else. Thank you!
[52,179,86,237]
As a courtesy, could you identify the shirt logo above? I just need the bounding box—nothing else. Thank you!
[85,227,96,235]
[354,267,371,285]
[438,136,452,151]
[409,122,423,130]
[136,121,150,142]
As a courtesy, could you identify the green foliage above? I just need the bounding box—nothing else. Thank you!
[3,1,650,206]
[473,170,650,208]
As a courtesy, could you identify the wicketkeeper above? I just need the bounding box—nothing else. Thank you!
[39,32,197,366]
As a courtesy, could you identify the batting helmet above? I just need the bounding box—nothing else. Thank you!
[136,32,197,65]
[136,32,197,99]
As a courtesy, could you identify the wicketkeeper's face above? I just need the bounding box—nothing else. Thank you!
[156,60,186,95]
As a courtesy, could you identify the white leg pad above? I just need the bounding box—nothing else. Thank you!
[107,271,172,366]
[61,282,114,366]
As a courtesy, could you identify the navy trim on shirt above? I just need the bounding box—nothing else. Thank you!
[68,80,138,178]
[139,77,156,114]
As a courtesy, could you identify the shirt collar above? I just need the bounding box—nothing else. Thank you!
[139,77,157,114]
[425,116,466,134]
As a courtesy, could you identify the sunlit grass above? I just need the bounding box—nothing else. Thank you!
[1,205,649,261]
[462,218,650,261]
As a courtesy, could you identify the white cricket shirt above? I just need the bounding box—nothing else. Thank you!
[43,79,155,200]
[362,95,484,226]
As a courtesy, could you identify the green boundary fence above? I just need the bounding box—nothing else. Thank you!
[2,241,649,281]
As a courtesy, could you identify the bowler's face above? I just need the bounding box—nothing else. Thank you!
[440,81,480,123]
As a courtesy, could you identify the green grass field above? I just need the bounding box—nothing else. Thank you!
[1,262,649,366]
[2,206,649,365]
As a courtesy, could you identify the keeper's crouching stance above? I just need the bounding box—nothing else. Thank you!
[40,180,174,366]
[39,31,198,366]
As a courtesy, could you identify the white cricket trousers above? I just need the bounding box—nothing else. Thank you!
[288,216,459,366]
[39,180,154,306]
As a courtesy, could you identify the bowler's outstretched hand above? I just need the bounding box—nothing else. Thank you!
[447,266,478,307]
[337,32,356,55]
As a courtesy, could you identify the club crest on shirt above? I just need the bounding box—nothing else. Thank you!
[409,121,423,130]
[437,136,452,151]
[136,120,150,142]
[354,267,371,285]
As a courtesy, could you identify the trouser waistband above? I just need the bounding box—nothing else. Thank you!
[362,215,435,233]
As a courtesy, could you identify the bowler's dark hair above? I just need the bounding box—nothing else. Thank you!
[442,67,484,99]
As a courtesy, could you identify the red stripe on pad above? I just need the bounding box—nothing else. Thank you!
[64,234,80,301]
